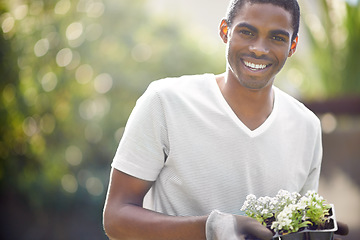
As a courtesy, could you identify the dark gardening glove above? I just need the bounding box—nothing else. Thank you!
[205,210,273,240]
[334,221,349,240]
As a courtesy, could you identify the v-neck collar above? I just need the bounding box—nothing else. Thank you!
[209,74,278,138]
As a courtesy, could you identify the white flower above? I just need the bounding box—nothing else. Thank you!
[261,209,269,215]
[241,189,330,234]
[246,194,256,201]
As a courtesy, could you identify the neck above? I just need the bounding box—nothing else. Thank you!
[216,73,274,130]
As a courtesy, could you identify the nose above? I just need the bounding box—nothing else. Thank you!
[249,38,269,57]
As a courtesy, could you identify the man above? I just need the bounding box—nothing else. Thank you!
[103,0,348,239]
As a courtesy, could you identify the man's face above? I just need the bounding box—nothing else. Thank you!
[221,3,297,90]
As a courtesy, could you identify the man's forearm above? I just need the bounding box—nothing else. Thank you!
[103,203,208,240]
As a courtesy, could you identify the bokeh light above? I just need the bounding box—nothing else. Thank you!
[65,145,83,166]
[1,14,15,33]
[94,73,113,94]
[40,72,58,92]
[66,22,83,41]
[86,177,104,196]
[61,174,78,193]
[56,48,73,67]
[54,0,71,15]
[76,64,94,84]
[34,38,50,57]
[321,113,338,134]
[1,0,359,239]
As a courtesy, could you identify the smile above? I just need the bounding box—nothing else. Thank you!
[243,60,269,71]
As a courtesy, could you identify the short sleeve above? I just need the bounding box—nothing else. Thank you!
[300,119,323,195]
[111,82,169,181]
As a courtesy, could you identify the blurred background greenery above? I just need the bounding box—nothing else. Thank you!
[0,0,359,239]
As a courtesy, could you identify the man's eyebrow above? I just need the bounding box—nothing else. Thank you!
[234,23,258,33]
[270,29,290,38]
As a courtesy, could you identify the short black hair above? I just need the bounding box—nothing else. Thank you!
[225,0,300,41]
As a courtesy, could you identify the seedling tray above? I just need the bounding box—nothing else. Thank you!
[272,204,337,240]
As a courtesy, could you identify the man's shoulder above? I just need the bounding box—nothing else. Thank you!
[147,73,214,95]
[275,87,320,124]
[151,73,213,87]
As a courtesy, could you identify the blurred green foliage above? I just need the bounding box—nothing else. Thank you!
[1,1,359,238]
[0,0,225,211]
[290,0,360,99]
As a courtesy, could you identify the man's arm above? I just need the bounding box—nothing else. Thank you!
[103,168,207,240]
[103,168,273,240]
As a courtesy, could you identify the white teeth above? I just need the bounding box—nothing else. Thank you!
[244,61,267,70]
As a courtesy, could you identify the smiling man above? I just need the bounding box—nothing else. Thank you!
[103,1,348,240]
[216,1,299,131]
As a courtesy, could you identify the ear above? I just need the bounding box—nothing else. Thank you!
[288,35,298,57]
[219,19,229,43]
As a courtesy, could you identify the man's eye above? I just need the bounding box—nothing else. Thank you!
[272,36,285,42]
[239,30,254,36]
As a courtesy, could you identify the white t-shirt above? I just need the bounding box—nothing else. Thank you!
[112,74,322,216]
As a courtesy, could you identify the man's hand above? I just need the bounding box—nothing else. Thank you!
[334,221,349,240]
[206,210,273,240]
[234,215,273,240]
